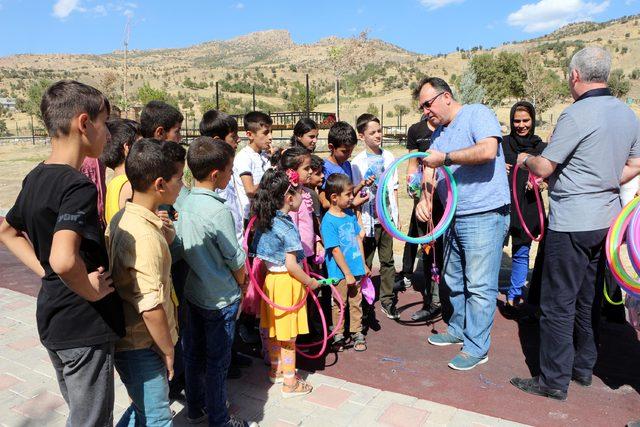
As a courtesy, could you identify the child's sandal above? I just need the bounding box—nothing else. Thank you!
[268,371,283,384]
[353,334,367,352]
[332,334,346,352]
[281,377,313,398]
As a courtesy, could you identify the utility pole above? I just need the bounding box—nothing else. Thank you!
[122,18,131,118]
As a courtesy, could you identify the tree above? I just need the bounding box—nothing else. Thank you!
[100,72,120,106]
[456,67,486,104]
[609,69,631,98]
[137,83,177,107]
[286,82,318,112]
[521,54,565,114]
[366,103,379,116]
[393,104,410,126]
[19,79,52,124]
[470,52,526,106]
[0,119,8,136]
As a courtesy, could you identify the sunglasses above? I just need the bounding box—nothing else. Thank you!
[418,92,445,112]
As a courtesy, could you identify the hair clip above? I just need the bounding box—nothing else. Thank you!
[285,169,300,187]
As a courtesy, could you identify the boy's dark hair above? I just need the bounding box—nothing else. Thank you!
[101,119,140,169]
[125,138,186,192]
[411,76,454,101]
[244,111,273,133]
[356,113,380,134]
[140,101,184,138]
[325,173,352,199]
[251,168,296,232]
[199,110,238,138]
[328,121,357,149]
[290,118,318,146]
[310,154,323,172]
[40,80,111,138]
[277,146,311,171]
[187,136,235,181]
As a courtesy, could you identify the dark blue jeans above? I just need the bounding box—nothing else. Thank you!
[183,300,239,426]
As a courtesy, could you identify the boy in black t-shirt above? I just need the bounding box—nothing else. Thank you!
[0,80,124,425]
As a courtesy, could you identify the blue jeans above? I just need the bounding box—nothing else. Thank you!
[183,300,239,426]
[509,244,530,301]
[115,348,172,427]
[443,207,509,358]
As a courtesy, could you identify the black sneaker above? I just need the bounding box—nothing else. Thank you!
[510,376,567,401]
[571,373,592,387]
[224,415,258,427]
[381,303,400,320]
[411,304,441,322]
[185,408,207,424]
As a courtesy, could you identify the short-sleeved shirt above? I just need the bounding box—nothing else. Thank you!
[233,145,270,219]
[322,159,353,189]
[251,211,305,270]
[541,90,640,232]
[351,149,399,237]
[106,202,179,352]
[406,120,434,152]
[430,104,510,216]
[5,163,124,350]
[105,174,129,225]
[321,210,365,280]
[216,178,244,241]
[175,188,245,310]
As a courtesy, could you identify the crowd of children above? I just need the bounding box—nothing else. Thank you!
[0,79,410,426]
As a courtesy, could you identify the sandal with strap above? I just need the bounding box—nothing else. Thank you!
[353,333,367,352]
[281,377,313,398]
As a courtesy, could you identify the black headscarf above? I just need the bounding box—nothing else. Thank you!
[503,101,544,165]
[501,101,547,245]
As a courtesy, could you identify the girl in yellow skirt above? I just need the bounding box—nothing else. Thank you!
[250,168,319,398]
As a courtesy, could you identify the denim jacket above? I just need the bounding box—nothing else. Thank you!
[251,211,304,266]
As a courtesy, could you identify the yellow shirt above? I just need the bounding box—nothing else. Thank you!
[106,202,179,352]
[105,174,129,225]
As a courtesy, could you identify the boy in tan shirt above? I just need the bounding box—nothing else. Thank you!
[106,138,185,425]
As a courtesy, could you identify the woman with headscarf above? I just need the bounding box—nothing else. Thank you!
[502,101,547,310]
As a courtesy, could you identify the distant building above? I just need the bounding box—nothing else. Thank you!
[0,98,16,110]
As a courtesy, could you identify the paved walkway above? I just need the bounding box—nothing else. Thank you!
[0,287,527,427]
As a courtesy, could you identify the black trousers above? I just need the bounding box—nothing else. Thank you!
[401,199,443,306]
[539,228,607,392]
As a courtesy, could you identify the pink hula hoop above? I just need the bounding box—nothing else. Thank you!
[511,163,545,242]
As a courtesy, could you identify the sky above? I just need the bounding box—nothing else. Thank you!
[0,0,638,57]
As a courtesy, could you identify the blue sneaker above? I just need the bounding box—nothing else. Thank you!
[448,352,488,371]
[427,333,463,346]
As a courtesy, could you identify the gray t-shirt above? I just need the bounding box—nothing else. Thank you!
[542,94,640,232]
[431,104,510,215]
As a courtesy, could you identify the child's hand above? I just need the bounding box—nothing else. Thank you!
[161,350,175,381]
[364,265,371,277]
[156,211,176,244]
[307,278,320,290]
[345,273,356,286]
[353,191,369,207]
[87,266,115,302]
[364,176,375,187]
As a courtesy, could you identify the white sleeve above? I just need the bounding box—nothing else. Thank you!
[234,149,252,177]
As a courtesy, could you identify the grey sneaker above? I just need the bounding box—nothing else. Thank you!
[427,332,463,346]
[224,416,259,427]
[448,352,488,371]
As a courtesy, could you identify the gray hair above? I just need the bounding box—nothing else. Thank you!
[569,46,611,83]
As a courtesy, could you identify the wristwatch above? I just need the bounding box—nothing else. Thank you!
[444,152,453,167]
[523,155,532,168]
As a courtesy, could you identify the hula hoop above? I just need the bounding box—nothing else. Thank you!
[243,216,309,312]
[375,152,458,244]
[626,201,640,277]
[242,217,346,359]
[605,196,640,297]
[511,163,545,242]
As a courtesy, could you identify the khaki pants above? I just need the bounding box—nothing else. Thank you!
[332,279,363,335]
[364,225,396,306]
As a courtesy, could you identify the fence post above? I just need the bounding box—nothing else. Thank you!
[305,74,310,118]
[30,115,35,145]
[215,81,219,110]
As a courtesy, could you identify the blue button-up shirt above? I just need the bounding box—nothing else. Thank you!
[174,187,245,310]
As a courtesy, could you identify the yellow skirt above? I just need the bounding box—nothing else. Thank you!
[260,272,309,341]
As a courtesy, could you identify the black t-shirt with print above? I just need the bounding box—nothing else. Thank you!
[5,163,124,350]
[406,120,434,152]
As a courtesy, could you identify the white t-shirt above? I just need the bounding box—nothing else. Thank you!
[233,145,269,219]
[351,148,399,238]
[216,178,244,241]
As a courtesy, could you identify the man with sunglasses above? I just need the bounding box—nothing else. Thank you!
[415,77,510,371]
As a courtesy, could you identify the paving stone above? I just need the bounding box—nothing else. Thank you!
[345,405,387,426]
[304,384,355,409]
[306,372,347,388]
[307,401,367,426]
[412,399,457,425]
[260,404,308,426]
[6,337,40,351]
[0,373,22,390]
[11,390,65,419]
[339,381,381,405]
[368,390,418,408]
[449,409,522,427]
[377,402,430,426]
